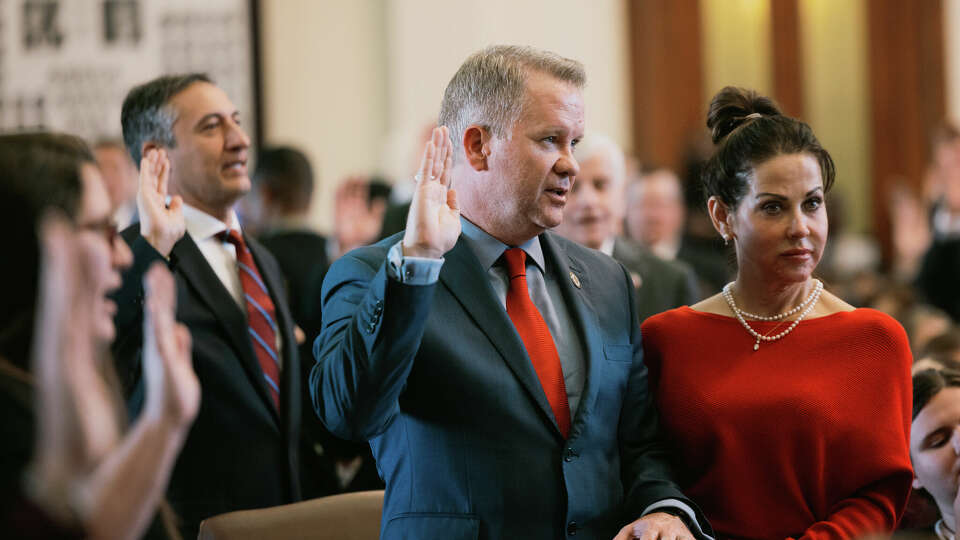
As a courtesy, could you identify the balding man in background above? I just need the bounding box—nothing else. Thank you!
[556,134,699,323]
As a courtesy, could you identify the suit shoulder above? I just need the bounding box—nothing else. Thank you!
[259,230,329,252]
[548,232,623,272]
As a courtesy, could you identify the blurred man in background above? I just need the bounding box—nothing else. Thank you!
[253,146,384,499]
[556,134,699,323]
[93,139,139,228]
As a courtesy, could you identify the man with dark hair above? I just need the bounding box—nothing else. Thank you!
[313,45,710,540]
[112,73,302,537]
[252,146,383,498]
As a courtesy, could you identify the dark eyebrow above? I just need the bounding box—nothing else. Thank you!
[194,111,240,129]
[194,113,222,128]
[755,187,824,200]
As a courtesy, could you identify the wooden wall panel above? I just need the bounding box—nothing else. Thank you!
[867,0,945,263]
[770,0,804,119]
[628,0,703,171]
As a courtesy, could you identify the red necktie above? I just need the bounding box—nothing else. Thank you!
[502,248,570,438]
[220,230,281,409]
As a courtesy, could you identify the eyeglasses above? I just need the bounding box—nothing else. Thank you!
[78,218,119,244]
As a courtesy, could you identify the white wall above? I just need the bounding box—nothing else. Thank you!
[260,0,388,232]
[261,0,630,232]
[946,0,960,124]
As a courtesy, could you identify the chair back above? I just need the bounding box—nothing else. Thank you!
[197,490,384,540]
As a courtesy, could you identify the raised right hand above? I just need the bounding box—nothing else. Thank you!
[137,148,185,257]
[402,126,460,259]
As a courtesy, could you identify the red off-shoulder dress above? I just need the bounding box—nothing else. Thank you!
[642,307,914,540]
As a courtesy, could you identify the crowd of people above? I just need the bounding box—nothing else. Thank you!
[3,43,960,539]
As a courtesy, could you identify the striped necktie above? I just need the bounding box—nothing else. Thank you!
[219,229,281,409]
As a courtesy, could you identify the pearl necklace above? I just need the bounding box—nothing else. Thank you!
[722,279,823,351]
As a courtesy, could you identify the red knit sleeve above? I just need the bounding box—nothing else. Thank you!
[791,313,914,539]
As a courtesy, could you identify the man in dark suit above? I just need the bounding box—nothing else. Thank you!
[312,46,710,540]
[112,74,301,538]
[252,146,384,499]
[555,133,699,323]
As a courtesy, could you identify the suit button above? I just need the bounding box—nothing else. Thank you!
[374,306,383,315]
[367,322,376,333]
[564,448,577,462]
[567,521,578,535]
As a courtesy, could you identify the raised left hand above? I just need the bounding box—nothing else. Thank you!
[613,512,695,540]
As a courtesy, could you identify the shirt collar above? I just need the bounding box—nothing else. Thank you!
[598,237,615,256]
[459,217,545,273]
[181,203,242,241]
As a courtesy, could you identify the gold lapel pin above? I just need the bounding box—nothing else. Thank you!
[569,271,581,289]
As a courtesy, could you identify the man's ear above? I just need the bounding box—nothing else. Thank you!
[463,125,491,172]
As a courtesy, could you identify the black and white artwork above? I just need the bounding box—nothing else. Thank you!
[0,0,257,141]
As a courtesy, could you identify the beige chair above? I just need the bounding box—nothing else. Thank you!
[197,490,384,540]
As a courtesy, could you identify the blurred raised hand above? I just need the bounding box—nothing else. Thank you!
[28,213,199,540]
[141,263,198,428]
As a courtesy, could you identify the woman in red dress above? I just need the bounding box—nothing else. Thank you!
[642,87,913,539]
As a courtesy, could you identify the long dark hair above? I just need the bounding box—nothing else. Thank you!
[0,132,90,369]
[702,86,836,209]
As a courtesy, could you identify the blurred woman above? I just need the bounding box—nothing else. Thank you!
[0,133,199,539]
[641,88,913,538]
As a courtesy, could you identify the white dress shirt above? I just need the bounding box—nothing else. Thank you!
[180,203,283,365]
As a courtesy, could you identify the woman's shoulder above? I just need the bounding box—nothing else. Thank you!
[829,306,908,338]
[642,295,732,334]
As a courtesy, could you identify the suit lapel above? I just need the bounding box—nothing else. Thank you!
[439,236,560,434]
[170,233,280,423]
[540,233,605,437]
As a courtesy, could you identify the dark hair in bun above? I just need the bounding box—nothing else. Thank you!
[702,86,835,208]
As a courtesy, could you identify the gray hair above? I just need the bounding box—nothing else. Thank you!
[438,45,585,156]
[573,132,627,185]
[120,73,213,166]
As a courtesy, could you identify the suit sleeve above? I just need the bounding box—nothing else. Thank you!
[616,263,713,538]
[309,248,438,441]
[679,266,701,306]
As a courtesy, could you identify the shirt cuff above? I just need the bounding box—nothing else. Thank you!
[642,499,714,540]
[386,241,443,285]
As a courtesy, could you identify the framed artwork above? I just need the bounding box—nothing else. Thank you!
[0,0,262,145]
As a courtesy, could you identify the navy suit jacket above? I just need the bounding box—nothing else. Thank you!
[112,226,302,539]
[311,231,708,540]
